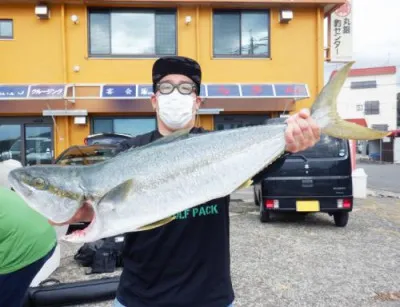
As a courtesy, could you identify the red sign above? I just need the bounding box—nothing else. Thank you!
[335,0,351,17]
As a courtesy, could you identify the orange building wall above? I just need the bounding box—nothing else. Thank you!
[1,3,324,155]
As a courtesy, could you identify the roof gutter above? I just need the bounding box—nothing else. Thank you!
[1,0,346,6]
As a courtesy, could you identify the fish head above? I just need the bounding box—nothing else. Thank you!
[8,165,85,223]
[61,179,133,243]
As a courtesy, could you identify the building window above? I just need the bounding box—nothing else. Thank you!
[213,10,270,58]
[372,124,388,131]
[0,19,13,39]
[350,80,377,89]
[88,9,176,57]
[92,117,157,136]
[364,100,379,115]
[214,115,269,130]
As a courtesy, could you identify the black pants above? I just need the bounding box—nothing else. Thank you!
[0,245,56,307]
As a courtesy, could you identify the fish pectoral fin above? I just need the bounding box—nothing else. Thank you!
[136,216,176,231]
[100,179,134,204]
[235,179,253,191]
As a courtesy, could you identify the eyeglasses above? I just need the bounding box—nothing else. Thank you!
[156,82,197,95]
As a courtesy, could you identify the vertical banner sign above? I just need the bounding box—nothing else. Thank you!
[330,0,353,62]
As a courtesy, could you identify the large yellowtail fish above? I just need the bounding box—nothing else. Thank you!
[8,62,388,243]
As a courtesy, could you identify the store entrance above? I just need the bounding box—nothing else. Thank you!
[0,117,54,166]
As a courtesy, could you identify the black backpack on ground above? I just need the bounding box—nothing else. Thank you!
[73,235,125,274]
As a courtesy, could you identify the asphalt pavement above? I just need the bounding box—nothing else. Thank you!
[50,193,400,307]
[357,161,400,195]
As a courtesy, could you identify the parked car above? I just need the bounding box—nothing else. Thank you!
[55,144,119,166]
[54,144,120,233]
[84,133,132,146]
[253,133,353,227]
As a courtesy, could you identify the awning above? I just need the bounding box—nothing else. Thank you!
[0,84,65,100]
[0,83,310,114]
[98,83,310,100]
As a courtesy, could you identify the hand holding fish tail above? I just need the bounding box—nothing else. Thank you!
[284,108,321,153]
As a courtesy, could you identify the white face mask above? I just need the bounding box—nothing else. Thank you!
[157,91,195,130]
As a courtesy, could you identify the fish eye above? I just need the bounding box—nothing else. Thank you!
[33,177,47,190]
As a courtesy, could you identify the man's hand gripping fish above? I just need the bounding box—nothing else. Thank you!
[8,62,389,243]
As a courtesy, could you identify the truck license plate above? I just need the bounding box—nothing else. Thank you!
[296,201,320,212]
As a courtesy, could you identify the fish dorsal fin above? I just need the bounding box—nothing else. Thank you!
[142,128,192,149]
[121,128,193,156]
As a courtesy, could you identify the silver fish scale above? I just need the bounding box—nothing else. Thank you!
[94,124,287,238]
[94,124,286,194]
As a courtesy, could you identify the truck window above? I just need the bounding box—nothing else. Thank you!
[288,134,347,159]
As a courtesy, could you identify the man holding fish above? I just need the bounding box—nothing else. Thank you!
[8,56,387,306]
[60,56,321,307]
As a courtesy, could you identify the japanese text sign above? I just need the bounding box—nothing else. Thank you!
[102,85,136,98]
[29,85,65,98]
[330,0,353,62]
[0,86,29,98]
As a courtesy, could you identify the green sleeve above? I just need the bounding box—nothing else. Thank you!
[0,187,57,274]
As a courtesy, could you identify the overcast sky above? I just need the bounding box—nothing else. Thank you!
[323,0,400,84]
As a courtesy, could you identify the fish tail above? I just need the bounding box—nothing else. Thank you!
[310,61,390,140]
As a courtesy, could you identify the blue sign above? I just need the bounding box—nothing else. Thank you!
[102,85,136,98]
[199,84,206,97]
[29,85,65,98]
[274,84,308,97]
[241,84,274,97]
[0,85,29,98]
[137,85,153,97]
[206,84,240,97]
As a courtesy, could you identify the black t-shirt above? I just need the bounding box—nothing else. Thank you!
[115,127,235,307]
[114,127,289,307]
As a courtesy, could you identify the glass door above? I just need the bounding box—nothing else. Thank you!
[0,124,22,163]
[24,125,53,166]
[0,118,54,166]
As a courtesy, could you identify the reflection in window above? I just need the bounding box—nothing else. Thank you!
[89,9,176,57]
[93,119,113,134]
[0,124,21,162]
[289,134,347,159]
[93,117,157,137]
[25,126,53,166]
[0,20,13,39]
[213,10,269,57]
[214,115,268,130]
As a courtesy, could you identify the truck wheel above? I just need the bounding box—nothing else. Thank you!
[260,203,271,223]
[333,212,349,227]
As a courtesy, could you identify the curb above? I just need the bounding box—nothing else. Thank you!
[367,189,400,199]
[357,158,399,165]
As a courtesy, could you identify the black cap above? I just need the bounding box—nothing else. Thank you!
[152,56,202,95]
